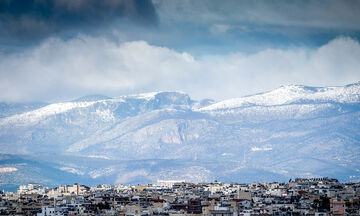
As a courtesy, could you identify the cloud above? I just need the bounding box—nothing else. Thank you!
[0,36,198,102]
[139,0,360,56]
[154,0,360,30]
[0,0,157,41]
[1,0,359,57]
[209,24,232,35]
[0,36,359,102]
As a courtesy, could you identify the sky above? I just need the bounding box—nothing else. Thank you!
[0,0,360,102]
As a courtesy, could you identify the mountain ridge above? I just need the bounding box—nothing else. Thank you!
[0,82,359,189]
[200,82,360,111]
[1,82,359,119]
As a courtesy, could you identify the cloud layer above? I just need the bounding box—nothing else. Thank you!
[1,0,359,58]
[0,0,157,42]
[0,36,359,102]
[155,0,360,30]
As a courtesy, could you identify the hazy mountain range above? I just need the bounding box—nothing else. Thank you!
[1,82,360,191]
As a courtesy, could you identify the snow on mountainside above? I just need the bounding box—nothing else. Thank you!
[0,101,103,127]
[5,82,357,127]
[0,83,359,188]
[200,82,360,111]
[0,91,193,127]
[0,102,48,118]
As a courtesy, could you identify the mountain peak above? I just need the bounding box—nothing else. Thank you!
[73,95,112,102]
[200,82,360,111]
[122,91,188,100]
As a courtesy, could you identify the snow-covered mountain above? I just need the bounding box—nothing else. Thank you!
[200,83,360,111]
[0,83,359,189]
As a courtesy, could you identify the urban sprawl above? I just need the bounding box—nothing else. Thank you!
[1,177,359,216]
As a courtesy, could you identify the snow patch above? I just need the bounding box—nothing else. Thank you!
[95,109,115,122]
[251,146,273,152]
[87,155,111,160]
[119,92,160,101]
[0,167,18,173]
[89,167,115,179]
[0,101,96,126]
[60,167,84,175]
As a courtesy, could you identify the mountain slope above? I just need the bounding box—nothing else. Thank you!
[0,83,359,189]
[200,82,360,111]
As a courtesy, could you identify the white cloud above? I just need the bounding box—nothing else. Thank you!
[0,35,359,102]
[0,36,199,102]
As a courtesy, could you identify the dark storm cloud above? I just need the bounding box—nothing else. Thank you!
[0,0,157,41]
[155,0,360,30]
[152,0,360,53]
